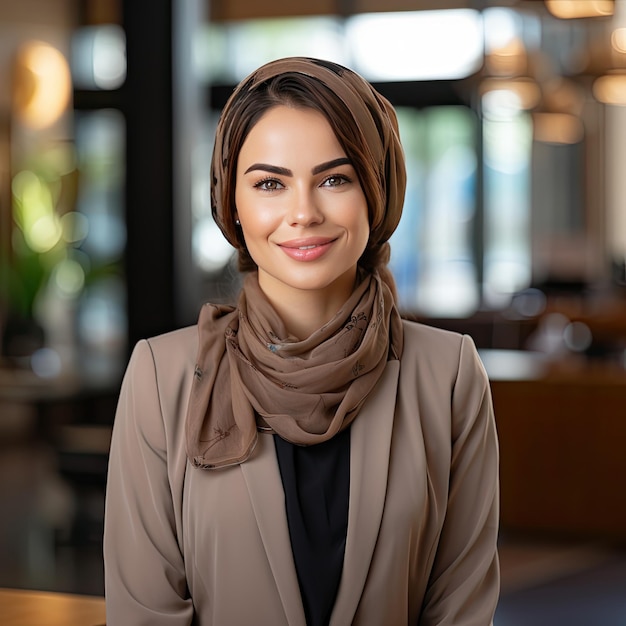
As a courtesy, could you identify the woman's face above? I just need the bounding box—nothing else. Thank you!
[235,105,369,308]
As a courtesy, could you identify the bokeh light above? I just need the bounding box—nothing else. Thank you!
[12,41,72,129]
[12,170,63,253]
[53,258,86,297]
[30,348,62,379]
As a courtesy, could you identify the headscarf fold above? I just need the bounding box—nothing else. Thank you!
[186,272,403,469]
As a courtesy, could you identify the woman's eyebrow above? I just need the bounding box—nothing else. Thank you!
[312,157,351,175]
[243,157,351,177]
[244,163,293,176]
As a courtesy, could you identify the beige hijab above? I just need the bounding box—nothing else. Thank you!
[186,58,407,469]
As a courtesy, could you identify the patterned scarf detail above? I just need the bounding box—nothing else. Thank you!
[185,271,403,469]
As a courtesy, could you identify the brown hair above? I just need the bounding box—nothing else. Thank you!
[211,57,406,290]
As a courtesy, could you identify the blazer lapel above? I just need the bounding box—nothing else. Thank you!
[240,433,307,626]
[330,360,400,626]
[240,360,400,626]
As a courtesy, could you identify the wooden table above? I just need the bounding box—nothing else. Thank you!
[0,588,105,626]
[481,350,626,540]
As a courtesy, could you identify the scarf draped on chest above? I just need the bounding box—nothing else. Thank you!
[185,271,403,469]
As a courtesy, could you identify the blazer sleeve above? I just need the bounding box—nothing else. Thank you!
[104,340,194,625]
[421,335,500,626]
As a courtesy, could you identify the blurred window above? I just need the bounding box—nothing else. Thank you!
[390,106,479,316]
[73,109,127,367]
[347,10,483,81]
[482,93,533,307]
[71,25,126,90]
[197,10,482,84]
[74,110,126,262]
[195,17,346,83]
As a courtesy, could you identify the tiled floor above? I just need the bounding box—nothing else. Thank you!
[2,423,626,624]
[496,536,626,625]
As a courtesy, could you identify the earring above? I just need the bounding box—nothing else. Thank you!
[235,219,241,226]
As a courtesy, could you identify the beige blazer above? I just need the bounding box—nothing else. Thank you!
[104,320,499,625]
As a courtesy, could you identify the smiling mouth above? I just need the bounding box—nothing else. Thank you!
[278,238,337,261]
[280,237,337,249]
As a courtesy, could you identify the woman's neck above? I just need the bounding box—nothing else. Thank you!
[257,273,357,340]
[272,296,340,340]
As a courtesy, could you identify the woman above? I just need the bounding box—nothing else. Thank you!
[104,57,499,625]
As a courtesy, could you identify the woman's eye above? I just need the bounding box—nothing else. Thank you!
[255,178,282,191]
[323,175,349,187]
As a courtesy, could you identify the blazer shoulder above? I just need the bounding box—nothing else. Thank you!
[142,325,198,365]
[399,319,486,390]
[401,318,466,359]
[122,326,198,445]
[125,325,198,393]
[145,324,198,349]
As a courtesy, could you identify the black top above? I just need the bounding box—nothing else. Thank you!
[273,427,350,626]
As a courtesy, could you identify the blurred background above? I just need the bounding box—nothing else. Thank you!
[0,0,626,623]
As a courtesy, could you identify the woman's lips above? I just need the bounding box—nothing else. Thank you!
[278,237,336,262]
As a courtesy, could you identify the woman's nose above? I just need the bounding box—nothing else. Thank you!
[287,189,324,226]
